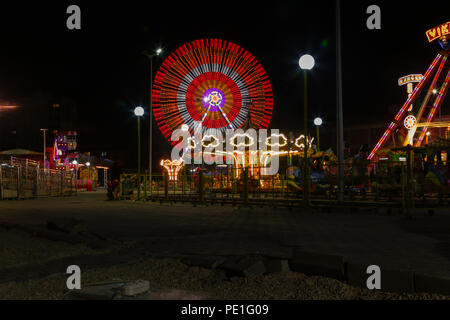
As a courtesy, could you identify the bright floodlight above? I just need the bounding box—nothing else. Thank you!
[314,117,323,126]
[134,106,144,116]
[72,160,78,165]
[433,89,438,94]
[299,54,315,70]
[181,124,189,132]
[86,162,91,167]
[156,48,163,55]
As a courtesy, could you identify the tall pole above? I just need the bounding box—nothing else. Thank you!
[149,56,153,189]
[40,129,47,170]
[336,0,345,202]
[316,125,320,152]
[137,116,141,200]
[144,49,162,194]
[303,71,310,208]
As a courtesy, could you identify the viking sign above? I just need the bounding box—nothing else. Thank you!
[426,22,450,43]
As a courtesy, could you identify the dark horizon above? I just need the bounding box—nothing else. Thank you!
[0,1,448,168]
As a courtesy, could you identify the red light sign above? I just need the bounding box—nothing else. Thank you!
[426,22,450,43]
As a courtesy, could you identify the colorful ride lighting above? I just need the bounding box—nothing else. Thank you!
[265,134,288,147]
[417,68,450,145]
[368,53,443,160]
[394,54,442,122]
[229,133,255,147]
[294,135,314,149]
[187,137,197,149]
[201,135,221,148]
[404,115,417,130]
[160,159,184,181]
[426,21,450,43]
[398,74,424,86]
[152,39,274,145]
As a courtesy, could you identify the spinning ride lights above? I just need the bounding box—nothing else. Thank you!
[368,22,450,160]
[160,159,184,181]
[152,39,274,144]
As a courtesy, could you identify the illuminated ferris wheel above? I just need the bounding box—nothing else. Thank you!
[152,39,274,144]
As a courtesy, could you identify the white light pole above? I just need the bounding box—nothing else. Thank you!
[72,160,78,191]
[299,54,315,208]
[143,48,163,191]
[86,161,91,191]
[134,106,145,200]
[314,117,323,151]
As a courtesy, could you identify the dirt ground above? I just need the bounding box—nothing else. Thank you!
[1,257,448,300]
[2,192,450,299]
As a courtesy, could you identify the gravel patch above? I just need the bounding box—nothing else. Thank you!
[0,258,448,300]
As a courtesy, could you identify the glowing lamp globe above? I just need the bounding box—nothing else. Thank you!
[86,162,91,167]
[72,160,78,165]
[314,117,323,126]
[299,54,315,70]
[134,106,144,117]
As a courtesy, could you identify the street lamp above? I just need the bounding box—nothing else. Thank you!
[72,160,78,191]
[134,106,144,200]
[299,54,315,208]
[314,117,323,152]
[86,161,91,191]
[143,47,163,192]
[40,129,48,170]
[426,131,431,144]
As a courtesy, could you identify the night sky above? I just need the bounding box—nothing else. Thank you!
[0,0,448,168]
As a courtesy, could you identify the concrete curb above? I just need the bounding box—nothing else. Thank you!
[288,250,450,295]
[178,251,450,296]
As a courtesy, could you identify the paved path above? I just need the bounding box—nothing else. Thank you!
[1,192,450,277]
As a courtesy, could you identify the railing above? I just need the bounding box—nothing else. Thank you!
[118,161,450,212]
[0,159,76,200]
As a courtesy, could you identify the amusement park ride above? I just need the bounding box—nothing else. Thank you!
[368,21,450,160]
[153,39,323,181]
[152,39,274,141]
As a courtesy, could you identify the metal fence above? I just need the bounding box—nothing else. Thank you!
[119,160,449,212]
[0,157,76,200]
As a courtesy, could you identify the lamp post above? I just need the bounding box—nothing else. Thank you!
[336,0,345,203]
[40,129,48,170]
[143,48,163,193]
[314,117,323,152]
[134,106,145,200]
[72,160,78,185]
[299,54,315,208]
[86,161,91,191]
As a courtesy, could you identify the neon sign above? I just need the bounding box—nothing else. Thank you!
[398,74,423,86]
[426,22,450,43]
